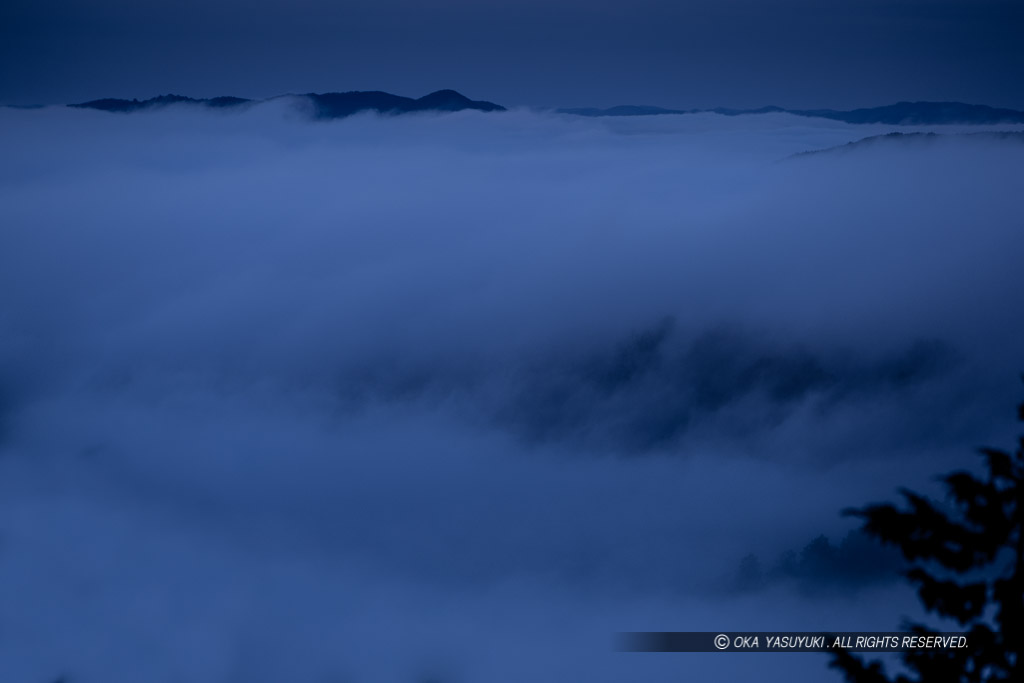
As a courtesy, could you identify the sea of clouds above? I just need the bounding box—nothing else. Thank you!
[1,101,1022,682]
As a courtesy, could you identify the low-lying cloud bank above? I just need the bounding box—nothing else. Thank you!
[1,103,1022,682]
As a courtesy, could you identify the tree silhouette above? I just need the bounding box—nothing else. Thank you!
[830,388,1023,683]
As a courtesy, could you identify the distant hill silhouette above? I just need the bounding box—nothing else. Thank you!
[304,89,504,118]
[61,93,1024,125]
[68,89,505,119]
[790,101,1024,124]
[792,130,1024,158]
[69,94,252,112]
[559,101,1024,125]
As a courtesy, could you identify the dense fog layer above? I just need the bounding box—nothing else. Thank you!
[1,103,1022,682]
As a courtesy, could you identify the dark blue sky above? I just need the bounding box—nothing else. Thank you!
[2,0,1022,108]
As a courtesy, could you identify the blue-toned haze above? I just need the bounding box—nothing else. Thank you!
[1,1,1023,681]
[1,101,1023,682]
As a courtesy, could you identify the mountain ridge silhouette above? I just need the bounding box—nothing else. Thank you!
[62,93,1024,125]
[559,101,1024,125]
[68,89,506,118]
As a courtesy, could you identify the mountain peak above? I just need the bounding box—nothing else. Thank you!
[421,89,467,100]
[415,89,504,112]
